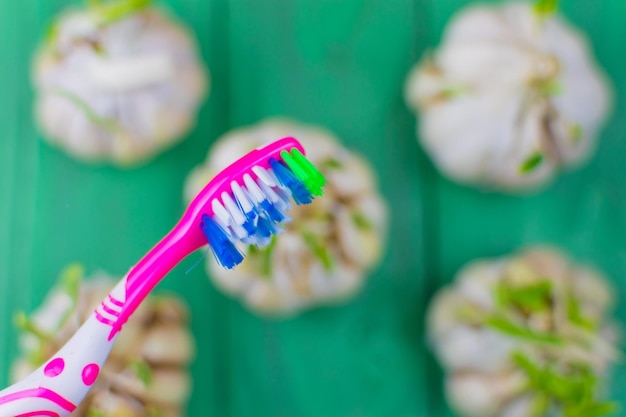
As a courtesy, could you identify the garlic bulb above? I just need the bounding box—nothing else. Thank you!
[33,0,208,165]
[428,247,619,417]
[405,2,611,190]
[12,265,195,416]
[184,119,388,315]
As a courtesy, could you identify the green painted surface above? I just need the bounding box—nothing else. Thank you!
[0,0,624,415]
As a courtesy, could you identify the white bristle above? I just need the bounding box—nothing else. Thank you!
[222,191,249,240]
[243,174,266,203]
[258,180,289,211]
[252,166,277,187]
[255,237,272,248]
[266,168,291,190]
[211,199,232,227]
[231,181,254,213]
[222,192,246,226]
[231,223,249,240]
[261,167,292,202]
[270,222,286,235]
[266,167,282,186]
[276,186,292,202]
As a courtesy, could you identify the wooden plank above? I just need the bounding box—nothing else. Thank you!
[0,0,46,388]
[226,0,432,415]
[158,1,235,414]
[0,0,20,388]
[0,0,624,415]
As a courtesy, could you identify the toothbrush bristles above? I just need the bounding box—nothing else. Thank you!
[269,158,313,205]
[201,147,325,269]
[200,214,244,269]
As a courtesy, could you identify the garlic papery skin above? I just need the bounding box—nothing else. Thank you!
[184,118,389,316]
[33,2,208,165]
[405,2,611,191]
[427,247,619,417]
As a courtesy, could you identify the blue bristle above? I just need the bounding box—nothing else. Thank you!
[200,214,244,269]
[255,214,274,238]
[259,199,284,223]
[269,158,313,205]
[242,215,257,235]
[258,180,291,212]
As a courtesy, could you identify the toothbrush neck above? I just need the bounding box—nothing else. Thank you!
[108,223,202,340]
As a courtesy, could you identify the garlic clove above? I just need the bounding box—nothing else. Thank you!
[89,390,145,417]
[447,370,527,417]
[336,205,383,268]
[329,264,362,300]
[245,279,294,315]
[210,262,254,295]
[427,288,464,338]
[456,260,507,310]
[571,267,614,315]
[420,91,524,183]
[140,325,195,365]
[436,326,518,372]
[324,154,377,198]
[132,368,192,406]
[500,395,534,417]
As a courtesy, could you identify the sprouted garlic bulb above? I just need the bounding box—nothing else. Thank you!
[184,119,389,315]
[405,1,611,191]
[11,265,195,417]
[33,0,208,165]
[427,247,620,417]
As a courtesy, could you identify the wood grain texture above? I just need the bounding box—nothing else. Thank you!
[0,0,624,416]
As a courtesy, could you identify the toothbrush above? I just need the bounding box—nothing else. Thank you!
[0,137,325,417]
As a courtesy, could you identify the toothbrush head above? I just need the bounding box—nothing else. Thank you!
[185,137,326,269]
[114,137,326,339]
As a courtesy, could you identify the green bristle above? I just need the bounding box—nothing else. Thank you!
[280,149,326,196]
[291,148,326,187]
[280,150,314,192]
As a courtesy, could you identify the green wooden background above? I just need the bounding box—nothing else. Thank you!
[1,0,625,415]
